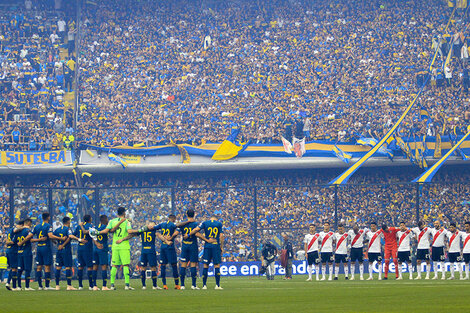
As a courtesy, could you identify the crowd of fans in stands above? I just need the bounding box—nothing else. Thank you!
[76,0,470,148]
[0,0,76,151]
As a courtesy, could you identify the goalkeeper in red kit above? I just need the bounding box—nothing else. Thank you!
[381,224,400,280]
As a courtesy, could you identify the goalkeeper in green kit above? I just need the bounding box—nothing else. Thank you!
[93,206,143,290]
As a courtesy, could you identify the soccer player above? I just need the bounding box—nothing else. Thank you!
[319,221,335,281]
[33,212,67,290]
[396,222,413,280]
[366,222,383,280]
[446,223,463,280]
[430,220,447,280]
[348,225,366,280]
[178,209,201,289]
[119,221,170,290]
[53,216,85,290]
[92,215,110,290]
[411,220,432,279]
[303,223,321,281]
[462,221,470,280]
[16,218,40,290]
[97,206,141,290]
[74,215,95,289]
[154,214,181,289]
[334,224,350,280]
[381,223,400,280]
[5,220,21,291]
[189,215,224,290]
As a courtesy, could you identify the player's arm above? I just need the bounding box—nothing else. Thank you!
[195,232,216,244]
[6,234,14,245]
[175,218,194,228]
[13,225,26,233]
[79,222,90,234]
[169,229,180,241]
[188,226,201,237]
[155,232,172,245]
[116,233,138,244]
[108,218,127,234]
[48,231,66,241]
[93,238,103,250]
[18,232,33,246]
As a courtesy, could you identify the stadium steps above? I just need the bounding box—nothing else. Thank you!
[59,47,69,60]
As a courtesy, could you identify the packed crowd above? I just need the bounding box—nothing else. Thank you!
[76,0,469,148]
[1,166,470,260]
[0,0,76,151]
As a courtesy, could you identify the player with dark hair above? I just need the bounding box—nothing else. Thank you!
[446,222,463,280]
[319,221,335,281]
[16,219,38,290]
[53,216,84,290]
[381,223,400,280]
[411,220,432,279]
[334,224,350,280]
[189,214,225,289]
[396,222,413,280]
[177,209,200,290]
[430,220,448,280]
[91,215,110,290]
[303,223,320,281]
[154,214,181,289]
[33,212,66,290]
[74,214,95,290]
[5,220,21,291]
[348,225,366,280]
[366,222,383,280]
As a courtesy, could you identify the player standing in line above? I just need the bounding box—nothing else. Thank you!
[348,225,366,280]
[430,220,447,280]
[412,221,432,279]
[381,223,400,280]
[97,206,141,290]
[91,215,110,290]
[396,222,414,280]
[366,222,383,280]
[303,223,321,281]
[154,215,181,290]
[446,223,463,280]
[177,209,202,290]
[118,221,171,290]
[189,214,224,290]
[33,212,67,290]
[462,222,470,280]
[53,216,84,290]
[319,221,335,281]
[334,224,350,280]
[16,219,40,290]
[74,215,95,290]
[5,220,21,290]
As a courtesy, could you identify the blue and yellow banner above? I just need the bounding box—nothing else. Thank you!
[0,151,71,167]
[212,128,250,161]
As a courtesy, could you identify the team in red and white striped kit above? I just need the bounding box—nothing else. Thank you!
[303,220,470,281]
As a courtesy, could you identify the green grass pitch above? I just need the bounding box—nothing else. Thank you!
[1,274,469,313]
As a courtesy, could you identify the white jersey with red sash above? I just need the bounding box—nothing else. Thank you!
[334,232,349,254]
[397,230,412,252]
[319,231,334,253]
[366,230,383,253]
[448,231,462,253]
[463,232,470,254]
[348,229,365,248]
[431,228,448,247]
[412,227,431,249]
[303,233,320,253]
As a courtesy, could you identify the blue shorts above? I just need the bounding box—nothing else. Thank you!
[93,249,109,266]
[159,247,177,265]
[140,252,157,267]
[56,250,73,268]
[77,250,93,268]
[7,251,18,269]
[36,247,53,266]
[18,254,33,271]
[202,246,221,265]
[180,244,199,263]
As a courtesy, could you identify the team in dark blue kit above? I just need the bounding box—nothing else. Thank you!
[4,209,225,291]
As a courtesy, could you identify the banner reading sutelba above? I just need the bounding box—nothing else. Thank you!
[0,150,73,168]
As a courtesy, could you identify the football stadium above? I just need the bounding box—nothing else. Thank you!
[1,0,470,312]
